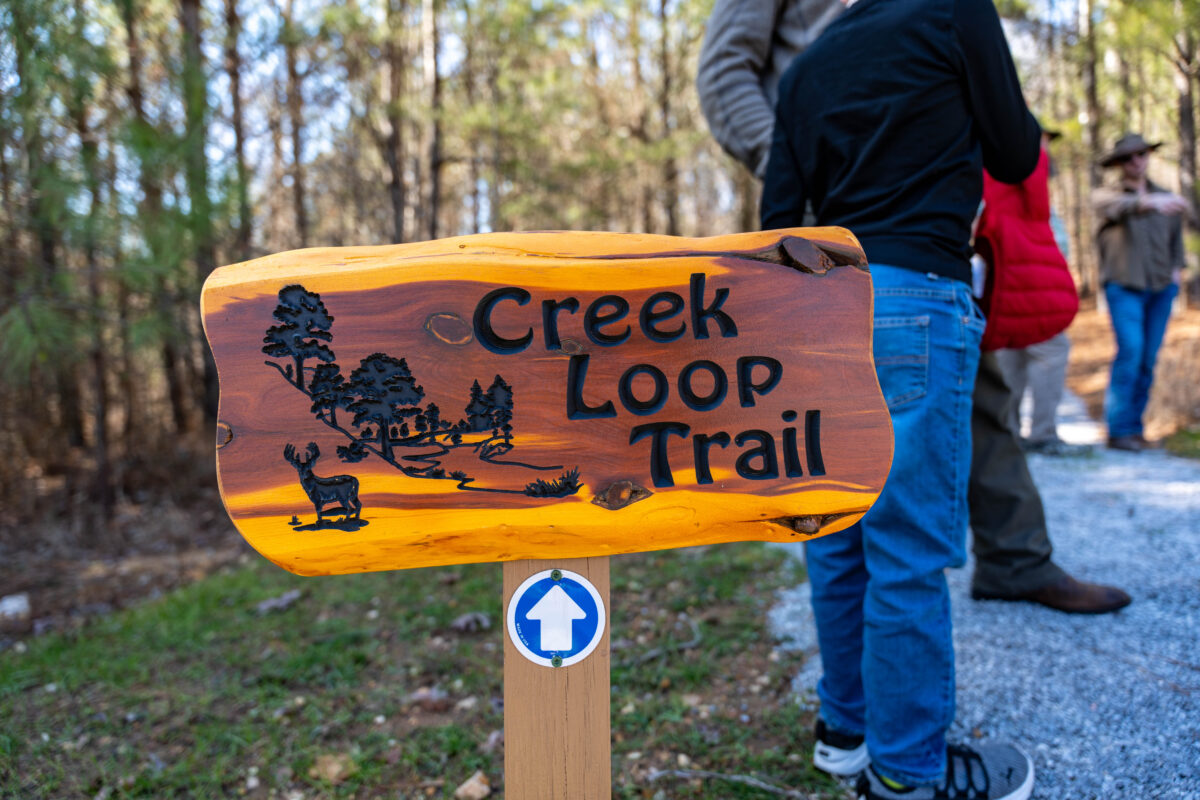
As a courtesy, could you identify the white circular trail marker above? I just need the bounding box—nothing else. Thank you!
[506,569,606,668]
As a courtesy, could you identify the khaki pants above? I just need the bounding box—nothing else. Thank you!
[994,333,1071,444]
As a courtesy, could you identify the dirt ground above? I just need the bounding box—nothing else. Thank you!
[4,304,1199,644]
[0,498,247,641]
[1065,304,1200,442]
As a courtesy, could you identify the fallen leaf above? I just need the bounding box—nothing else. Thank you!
[450,611,491,633]
[479,730,503,755]
[407,686,451,712]
[308,753,357,785]
[255,589,302,616]
[453,770,491,799]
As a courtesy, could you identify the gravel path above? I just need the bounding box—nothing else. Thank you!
[768,392,1200,800]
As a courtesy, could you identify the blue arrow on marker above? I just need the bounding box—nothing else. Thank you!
[527,584,587,651]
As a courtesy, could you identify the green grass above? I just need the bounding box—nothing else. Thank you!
[1165,425,1200,459]
[0,544,845,799]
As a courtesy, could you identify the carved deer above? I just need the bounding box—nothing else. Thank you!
[283,442,362,522]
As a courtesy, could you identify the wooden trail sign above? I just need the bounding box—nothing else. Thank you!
[202,228,892,798]
[201,229,892,576]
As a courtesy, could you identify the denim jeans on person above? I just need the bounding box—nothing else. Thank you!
[1104,281,1179,438]
[804,264,986,786]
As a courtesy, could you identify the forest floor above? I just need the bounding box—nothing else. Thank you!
[0,305,1198,798]
[0,544,850,799]
[0,470,248,642]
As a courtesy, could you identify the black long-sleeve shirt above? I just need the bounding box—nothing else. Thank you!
[760,0,1041,284]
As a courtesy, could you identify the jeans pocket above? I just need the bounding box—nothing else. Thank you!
[874,315,930,410]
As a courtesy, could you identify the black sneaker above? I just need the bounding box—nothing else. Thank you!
[855,743,1033,800]
[813,718,869,776]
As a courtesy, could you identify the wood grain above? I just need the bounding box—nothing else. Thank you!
[503,557,610,799]
[201,229,893,574]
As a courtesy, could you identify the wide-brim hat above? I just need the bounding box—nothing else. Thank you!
[1100,132,1162,167]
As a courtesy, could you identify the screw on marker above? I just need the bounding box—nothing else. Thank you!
[551,569,563,581]
[551,655,563,667]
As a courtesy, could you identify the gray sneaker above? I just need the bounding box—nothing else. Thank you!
[1023,437,1094,457]
[813,718,870,776]
[855,743,1033,800]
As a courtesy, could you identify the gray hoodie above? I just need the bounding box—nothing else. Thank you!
[696,0,844,177]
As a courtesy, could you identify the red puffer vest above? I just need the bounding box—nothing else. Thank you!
[975,147,1079,351]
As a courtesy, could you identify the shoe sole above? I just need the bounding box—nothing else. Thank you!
[814,742,870,776]
[971,591,1132,614]
[998,749,1035,800]
[854,749,1035,800]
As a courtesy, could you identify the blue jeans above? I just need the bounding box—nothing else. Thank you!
[805,265,985,786]
[1104,282,1178,438]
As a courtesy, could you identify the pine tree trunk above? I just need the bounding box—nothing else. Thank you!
[72,90,115,525]
[1175,26,1198,230]
[180,0,220,423]
[283,0,309,248]
[122,0,191,434]
[737,164,758,233]
[422,0,443,240]
[1080,0,1104,299]
[487,65,503,232]
[0,104,16,300]
[657,0,679,236]
[385,0,407,243]
[13,5,85,449]
[628,0,654,234]
[225,0,252,260]
[585,18,616,228]
[1118,54,1133,132]
[463,6,482,234]
[1083,0,1102,190]
[268,108,288,253]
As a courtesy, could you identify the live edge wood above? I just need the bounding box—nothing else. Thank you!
[200,229,892,575]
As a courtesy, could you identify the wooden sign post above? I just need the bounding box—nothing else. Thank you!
[503,557,611,798]
[201,229,892,798]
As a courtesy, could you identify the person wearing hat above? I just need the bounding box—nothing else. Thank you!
[1092,133,1188,451]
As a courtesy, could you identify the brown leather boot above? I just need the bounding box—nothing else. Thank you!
[974,574,1132,614]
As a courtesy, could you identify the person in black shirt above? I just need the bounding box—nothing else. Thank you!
[762,1,1039,797]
